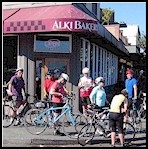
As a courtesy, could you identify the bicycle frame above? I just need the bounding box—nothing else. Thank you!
[34,102,76,126]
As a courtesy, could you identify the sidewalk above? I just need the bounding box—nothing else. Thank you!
[3,119,146,147]
[3,125,110,146]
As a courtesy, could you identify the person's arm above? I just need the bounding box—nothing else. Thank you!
[123,98,128,113]
[43,80,48,97]
[133,79,138,99]
[49,83,62,97]
[63,86,69,95]
[89,88,96,104]
[78,78,84,89]
[7,76,15,96]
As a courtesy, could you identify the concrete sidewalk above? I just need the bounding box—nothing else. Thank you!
[3,119,146,147]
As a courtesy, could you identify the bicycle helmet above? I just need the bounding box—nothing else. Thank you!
[95,77,104,84]
[60,73,69,82]
[82,67,90,74]
[47,70,54,76]
[16,68,23,72]
[126,69,134,75]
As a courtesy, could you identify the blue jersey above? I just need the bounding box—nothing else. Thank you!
[125,78,137,99]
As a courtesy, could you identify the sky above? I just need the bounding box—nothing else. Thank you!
[100,2,146,35]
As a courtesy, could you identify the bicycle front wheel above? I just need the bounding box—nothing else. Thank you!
[123,122,136,144]
[3,105,15,128]
[62,112,87,139]
[24,108,48,135]
[77,123,95,146]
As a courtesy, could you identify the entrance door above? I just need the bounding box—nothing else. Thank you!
[45,58,70,75]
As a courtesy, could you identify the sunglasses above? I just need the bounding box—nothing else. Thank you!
[100,81,105,83]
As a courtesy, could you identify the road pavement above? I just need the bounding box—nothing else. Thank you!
[2,119,146,147]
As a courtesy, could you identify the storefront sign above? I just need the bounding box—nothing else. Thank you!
[44,39,60,50]
[34,35,71,53]
[52,20,98,33]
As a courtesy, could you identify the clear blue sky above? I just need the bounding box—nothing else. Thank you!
[100,2,146,35]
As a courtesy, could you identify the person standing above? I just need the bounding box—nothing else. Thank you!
[88,77,107,111]
[49,73,69,135]
[7,68,26,125]
[125,69,138,120]
[43,70,56,101]
[109,89,128,147]
[78,67,93,116]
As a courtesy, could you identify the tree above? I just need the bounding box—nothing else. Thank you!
[137,32,146,51]
[101,8,114,25]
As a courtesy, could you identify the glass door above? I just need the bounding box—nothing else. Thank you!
[45,58,70,75]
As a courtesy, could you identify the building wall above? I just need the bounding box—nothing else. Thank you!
[104,24,120,40]
[84,3,100,20]
[120,25,140,45]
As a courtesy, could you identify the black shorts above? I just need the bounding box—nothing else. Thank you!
[80,97,91,106]
[109,112,124,133]
[52,102,65,113]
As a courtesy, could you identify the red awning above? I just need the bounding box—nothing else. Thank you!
[3,5,98,34]
[3,8,20,21]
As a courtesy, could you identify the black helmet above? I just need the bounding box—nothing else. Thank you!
[53,69,61,79]
[47,70,54,76]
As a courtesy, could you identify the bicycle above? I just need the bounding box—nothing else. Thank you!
[3,93,38,128]
[137,92,146,119]
[129,98,143,132]
[24,92,88,139]
[77,105,136,146]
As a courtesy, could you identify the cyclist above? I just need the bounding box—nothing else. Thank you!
[49,73,69,135]
[125,69,138,121]
[88,77,107,135]
[78,67,93,116]
[109,89,128,147]
[43,70,56,102]
[88,77,107,111]
[7,68,26,125]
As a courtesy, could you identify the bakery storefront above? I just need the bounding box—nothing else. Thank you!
[3,4,129,100]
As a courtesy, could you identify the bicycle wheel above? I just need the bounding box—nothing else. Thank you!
[62,112,88,139]
[123,122,136,144]
[3,105,15,128]
[24,108,48,135]
[77,123,96,146]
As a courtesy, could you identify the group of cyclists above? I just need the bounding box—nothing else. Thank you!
[5,66,146,146]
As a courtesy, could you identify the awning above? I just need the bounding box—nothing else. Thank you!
[3,8,20,21]
[3,5,98,34]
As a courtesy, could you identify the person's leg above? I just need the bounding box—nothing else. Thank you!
[52,103,63,135]
[109,112,116,146]
[117,114,124,146]
[81,98,87,114]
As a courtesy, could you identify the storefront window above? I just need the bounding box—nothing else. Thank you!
[34,35,71,53]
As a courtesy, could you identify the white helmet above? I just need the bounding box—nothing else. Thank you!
[82,67,90,74]
[60,73,69,81]
[95,77,104,84]
[16,68,23,72]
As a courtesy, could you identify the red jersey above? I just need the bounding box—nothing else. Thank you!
[51,80,67,103]
[44,78,55,93]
